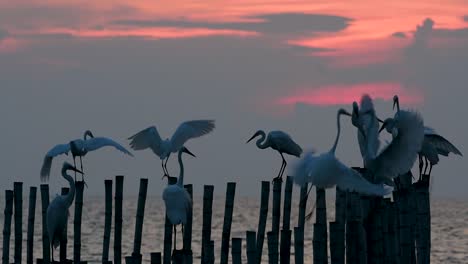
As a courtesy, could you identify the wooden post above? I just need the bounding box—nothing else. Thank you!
[26,187,37,264]
[381,199,391,264]
[256,181,270,264]
[114,175,124,264]
[267,232,278,264]
[2,190,14,264]
[183,184,193,264]
[172,250,184,264]
[59,188,69,262]
[346,192,365,264]
[73,181,85,264]
[367,198,384,264]
[387,201,398,264]
[208,240,215,264]
[271,178,282,236]
[414,174,431,264]
[201,185,214,264]
[102,180,113,263]
[14,182,23,264]
[150,252,162,264]
[162,216,172,264]
[40,184,50,263]
[231,238,242,264]
[313,188,327,264]
[396,188,412,264]
[279,177,293,264]
[293,227,304,264]
[132,178,148,261]
[329,221,344,264]
[335,187,346,263]
[246,231,257,264]
[346,220,359,264]
[220,182,236,264]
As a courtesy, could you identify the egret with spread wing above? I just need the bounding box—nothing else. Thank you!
[247,130,302,180]
[162,147,194,250]
[393,95,462,178]
[46,162,82,262]
[128,120,215,176]
[40,130,133,182]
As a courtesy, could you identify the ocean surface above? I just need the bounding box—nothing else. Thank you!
[0,195,466,263]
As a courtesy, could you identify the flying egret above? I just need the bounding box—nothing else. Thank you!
[392,95,462,178]
[162,146,195,250]
[40,130,133,183]
[246,130,302,180]
[351,94,381,167]
[46,162,83,262]
[128,120,215,176]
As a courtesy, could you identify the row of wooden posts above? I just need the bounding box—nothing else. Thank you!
[1,170,431,264]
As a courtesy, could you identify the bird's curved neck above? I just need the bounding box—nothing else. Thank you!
[256,131,269,149]
[177,151,184,186]
[83,131,93,140]
[330,112,343,154]
[61,169,75,208]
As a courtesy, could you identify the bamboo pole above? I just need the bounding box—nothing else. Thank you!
[298,184,308,230]
[102,179,113,263]
[14,182,23,264]
[293,227,303,264]
[183,184,193,264]
[387,201,398,264]
[313,188,327,264]
[59,187,69,263]
[246,231,257,264]
[2,190,13,264]
[267,232,278,264]
[329,221,344,264]
[381,199,391,264]
[271,178,282,236]
[207,241,215,264]
[335,187,346,263]
[26,187,37,264]
[132,178,148,261]
[280,177,293,264]
[256,181,270,264]
[279,229,291,264]
[220,182,236,264]
[231,238,242,264]
[172,250,184,264]
[150,252,161,264]
[163,216,172,264]
[114,175,124,264]
[201,185,214,264]
[40,184,50,263]
[73,181,85,264]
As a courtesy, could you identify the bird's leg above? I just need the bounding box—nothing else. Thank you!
[273,154,286,182]
[418,155,423,180]
[161,160,168,176]
[79,156,88,188]
[423,157,429,176]
[428,163,433,176]
[164,157,170,176]
[73,157,77,182]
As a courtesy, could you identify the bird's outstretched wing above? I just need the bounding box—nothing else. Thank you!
[40,144,70,181]
[128,126,163,155]
[291,150,316,187]
[335,163,393,196]
[84,137,134,156]
[424,134,462,157]
[170,120,215,152]
[370,110,424,181]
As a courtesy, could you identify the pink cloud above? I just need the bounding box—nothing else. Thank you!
[277,82,423,106]
[0,37,25,53]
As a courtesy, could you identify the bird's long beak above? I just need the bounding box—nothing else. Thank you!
[376,117,384,123]
[183,147,196,157]
[71,167,84,175]
[246,132,260,143]
[379,122,387,133]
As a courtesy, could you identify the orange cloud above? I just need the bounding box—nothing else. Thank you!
[277,82,423,106]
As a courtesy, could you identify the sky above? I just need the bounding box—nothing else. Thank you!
[1,0,467,198]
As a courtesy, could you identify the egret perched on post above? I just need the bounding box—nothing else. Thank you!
[162,147,195,249]
[40,130,133,182]
[246,130,302,180]
[128,120,215,176]
[46,162,83,262]
[392,95,462,178]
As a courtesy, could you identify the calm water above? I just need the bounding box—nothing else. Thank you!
[0,195,466,263]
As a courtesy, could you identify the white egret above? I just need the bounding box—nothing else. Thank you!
[393,95,462,178]
[40,130,133,182]
[351,94,381,167]
[128,120,215,176]
[246,130,302,180]
[293,108,392,196]
[162,146,195,249]
[46,162,83,262]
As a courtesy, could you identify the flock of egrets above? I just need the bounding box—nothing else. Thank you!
[38,94,461,259]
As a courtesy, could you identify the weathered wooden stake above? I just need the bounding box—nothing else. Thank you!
[183,184,193,264]
[279,177,293,264]
[201,185,214,264]
[163,215,173,264]
[313,188,327,264]
[102,180,113,263]
[414,174,431,264]
[271,178,282,236]
[256,181,270,264]
[267,232,278,264]
[114,175,124,264]
[279,229,291,264]
[207,240,215,264]
[73,181,85,264]
[26,187,37,264]
[59,187,69,262]
[14,182,23,264]
[329,221,344,264]
[231,238,242,264]
[293,227,304,264]
[40,184,50,263]
[150,252,162,264]
[334,187,346,263]
[2,190,14,264]
[246,231,257,264]
[220,182,236,264]
[132,178,148,262]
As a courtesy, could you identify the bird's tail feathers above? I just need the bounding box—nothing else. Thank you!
[40,156,52,182]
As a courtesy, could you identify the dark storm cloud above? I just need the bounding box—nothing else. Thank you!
[112,13,352,35]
